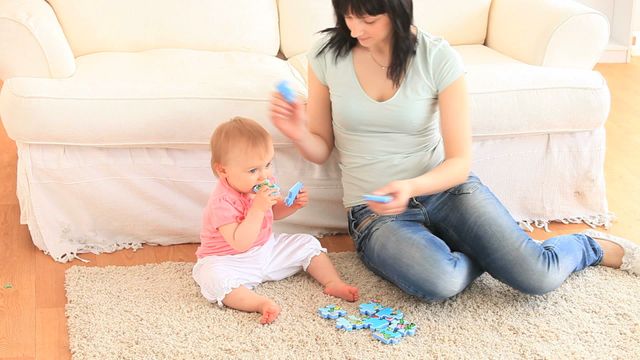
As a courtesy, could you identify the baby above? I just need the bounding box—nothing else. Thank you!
[192,117,359,324]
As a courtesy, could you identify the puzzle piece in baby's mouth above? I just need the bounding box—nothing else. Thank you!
[252,179,280,195]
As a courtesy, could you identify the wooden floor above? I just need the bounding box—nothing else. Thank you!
[1,58,639,359]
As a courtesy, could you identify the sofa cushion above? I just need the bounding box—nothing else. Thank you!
[278,0,491,59]
[46,0,280,57]
[486,0,609,69]
[465,62,610,137]
[454,45,521,65]
[0,49,305,146]
[1,48,609,147]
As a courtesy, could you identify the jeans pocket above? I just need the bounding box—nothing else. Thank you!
[347,208,359,239]
[355,213,379,235]
[348,205,377,240]
[445,179,480,195]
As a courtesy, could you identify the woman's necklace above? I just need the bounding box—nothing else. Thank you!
[368,50,389,70]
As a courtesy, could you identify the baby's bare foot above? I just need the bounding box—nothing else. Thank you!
[324,281,360,302]
[259,300,281,324]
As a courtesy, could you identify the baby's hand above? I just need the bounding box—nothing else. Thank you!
[290,188,308,209]
[252,187,278,212]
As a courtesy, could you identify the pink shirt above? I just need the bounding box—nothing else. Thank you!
[196,178,274,258]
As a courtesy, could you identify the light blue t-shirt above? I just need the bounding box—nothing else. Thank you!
[308,29,465,208]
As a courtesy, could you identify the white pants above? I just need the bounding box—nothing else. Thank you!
[192,233,326,306]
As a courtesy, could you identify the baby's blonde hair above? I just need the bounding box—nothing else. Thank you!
[210,117,272,177]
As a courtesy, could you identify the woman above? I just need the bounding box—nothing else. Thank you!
[270,0,638,301]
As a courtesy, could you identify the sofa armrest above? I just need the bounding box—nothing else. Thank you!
[287,54,309,85]
[486,0,609,69]
[0,0,75,80]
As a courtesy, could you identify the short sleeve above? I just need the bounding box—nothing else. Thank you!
[307,36,330,85]
[208,195,245,229]
[431,40,465,94]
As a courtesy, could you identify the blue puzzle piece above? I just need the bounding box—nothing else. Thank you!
[318,305,347,319]
[276,80,296,103]
[336,315,367,331]
[252,179,280,195]
[376,307,404,320]
[362,194,393,203]
[373,329,403,345]
[284,181,304,207]
[359,301,383,316]
[388,319,417,337]
[372,328,403,345]
[319,302,417,345]
[362,316,390,331]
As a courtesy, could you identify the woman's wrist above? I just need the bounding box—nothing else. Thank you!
[405,178,419,198]
[292,127,313,146]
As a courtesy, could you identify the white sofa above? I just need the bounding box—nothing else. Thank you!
[0,0,612,262]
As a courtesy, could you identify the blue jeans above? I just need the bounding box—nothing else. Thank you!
[347,174,603,301]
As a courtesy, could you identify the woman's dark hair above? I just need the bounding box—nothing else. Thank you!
[317,0,417,87]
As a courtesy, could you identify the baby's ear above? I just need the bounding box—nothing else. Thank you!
[214,163,227,177]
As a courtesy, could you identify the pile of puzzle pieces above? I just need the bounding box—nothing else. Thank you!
[317,301,417,345]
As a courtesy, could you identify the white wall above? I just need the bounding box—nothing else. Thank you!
[633,0,639,55]
[575,0,635,61]
[634,0,640,31]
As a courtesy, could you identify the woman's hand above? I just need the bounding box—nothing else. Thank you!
[365,180,413,215]
[269,92,308,142]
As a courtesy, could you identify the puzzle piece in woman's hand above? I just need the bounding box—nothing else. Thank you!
[318,305,347,319]
[276,80,296,103]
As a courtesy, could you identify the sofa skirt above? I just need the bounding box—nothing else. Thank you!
[15,127,611,262]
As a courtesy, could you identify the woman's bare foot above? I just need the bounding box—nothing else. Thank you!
[324,280,360,302]
[595,239,624,268]
[259,299,281,324]
[583,230,640,275]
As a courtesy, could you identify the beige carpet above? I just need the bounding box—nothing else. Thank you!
[65,252,640,359]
